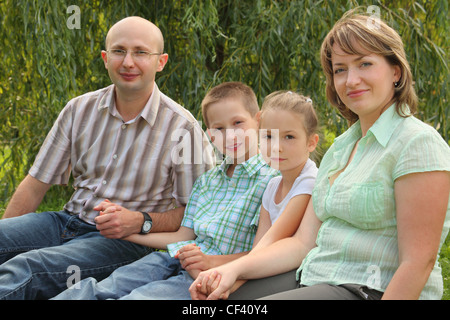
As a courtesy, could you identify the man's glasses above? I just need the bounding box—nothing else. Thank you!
[105,49,162,62]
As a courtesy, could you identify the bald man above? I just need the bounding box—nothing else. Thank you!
[0,16,214,299]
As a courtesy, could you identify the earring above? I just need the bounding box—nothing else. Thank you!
[394,81,399,87]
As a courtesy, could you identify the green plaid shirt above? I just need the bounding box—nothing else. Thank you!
[167,153,278,257]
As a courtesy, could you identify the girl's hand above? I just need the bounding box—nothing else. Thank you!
[189,267,236,300]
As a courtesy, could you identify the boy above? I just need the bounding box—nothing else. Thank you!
[52,82,278,299]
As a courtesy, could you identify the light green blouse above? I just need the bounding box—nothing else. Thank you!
[299,104,450,299]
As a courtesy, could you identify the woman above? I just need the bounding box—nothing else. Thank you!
[190,10,450,300]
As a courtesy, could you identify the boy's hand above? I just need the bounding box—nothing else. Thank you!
[175,244,213,272]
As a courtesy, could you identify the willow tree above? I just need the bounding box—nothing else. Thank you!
[0,0,448,204]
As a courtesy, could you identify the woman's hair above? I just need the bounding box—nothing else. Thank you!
[260,91,319,136]
[320,9,418,124]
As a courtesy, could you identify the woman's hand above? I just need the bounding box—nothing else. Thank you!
[189,266,237,300]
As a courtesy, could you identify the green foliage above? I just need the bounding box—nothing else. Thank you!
[441,235,450,300]
[0,0,448,201]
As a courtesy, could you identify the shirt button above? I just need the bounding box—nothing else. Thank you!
[113,154,118,160]
[121,124,126,129]
[102,180,107,185]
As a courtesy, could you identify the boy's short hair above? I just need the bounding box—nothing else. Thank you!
[201,82,259,128]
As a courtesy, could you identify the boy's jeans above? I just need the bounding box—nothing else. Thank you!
[0,211,150,299]
[53,251,194,300]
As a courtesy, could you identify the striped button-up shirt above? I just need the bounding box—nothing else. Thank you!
[300,104,450,299]
[167,153,279,257]
[29,84,215,224]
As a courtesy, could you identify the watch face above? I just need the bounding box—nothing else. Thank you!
[143,221,151,232]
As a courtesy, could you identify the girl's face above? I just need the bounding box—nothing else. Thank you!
[331,42,400,127]
[259,109,318,173]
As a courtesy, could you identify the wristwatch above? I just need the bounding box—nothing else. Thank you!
[140,211,153,234]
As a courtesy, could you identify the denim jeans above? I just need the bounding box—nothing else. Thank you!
[53,251,194,300]
[0,211,150,299]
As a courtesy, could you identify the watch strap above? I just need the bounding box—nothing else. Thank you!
[140,211,152,234]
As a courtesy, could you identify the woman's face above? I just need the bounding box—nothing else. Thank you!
[331,42,400,126]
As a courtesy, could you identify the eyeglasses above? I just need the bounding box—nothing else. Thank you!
[105,49,163,61]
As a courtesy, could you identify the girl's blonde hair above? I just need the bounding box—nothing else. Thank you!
[320,9,418,124]
[260,91,318,136]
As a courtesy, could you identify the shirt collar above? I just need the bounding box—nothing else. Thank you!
[218,153,266,177]
[97,83,161,127]
[367,103,406,148]
[97,85,115,112]
[334,103,406,148]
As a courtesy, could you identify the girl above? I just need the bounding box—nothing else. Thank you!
[252,91,319,248]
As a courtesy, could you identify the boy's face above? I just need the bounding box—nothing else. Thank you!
[206,98,259,163]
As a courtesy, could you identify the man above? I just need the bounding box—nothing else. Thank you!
[0,16,214,299]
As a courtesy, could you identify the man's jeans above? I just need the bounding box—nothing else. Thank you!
[0,211,150,299]
[53,251,194,300]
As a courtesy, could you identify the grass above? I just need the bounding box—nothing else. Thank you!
[440,235,450,300]
[0,192,449,300]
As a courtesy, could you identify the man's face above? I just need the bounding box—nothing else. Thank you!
[101,18,168,97]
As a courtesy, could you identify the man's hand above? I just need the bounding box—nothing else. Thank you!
[94,199,143,239]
